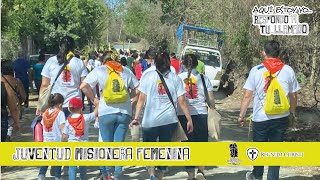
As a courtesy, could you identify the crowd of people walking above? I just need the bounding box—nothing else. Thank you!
[1,37,299,180]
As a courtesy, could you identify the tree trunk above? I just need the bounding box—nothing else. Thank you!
[310,49,317,85]
[310,10,319,85]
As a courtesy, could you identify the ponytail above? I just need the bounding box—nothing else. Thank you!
[183,54,198,99]
[48,93,64,108]
[57,36,75,65]
[48,94,55,108]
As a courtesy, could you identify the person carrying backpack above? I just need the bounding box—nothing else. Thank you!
[238,40,300,180]
[1,60,26,141]
[80,50,139,180]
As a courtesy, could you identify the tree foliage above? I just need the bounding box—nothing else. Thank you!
[1,0,109,58]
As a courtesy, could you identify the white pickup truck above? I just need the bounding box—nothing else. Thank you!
[177,25,224,91]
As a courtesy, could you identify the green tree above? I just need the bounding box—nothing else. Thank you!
[1,0,109,58]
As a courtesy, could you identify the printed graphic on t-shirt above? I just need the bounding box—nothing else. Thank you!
[157,80,166,95]
[43,127,55,142]
[183,77,198,99]
[62,65,72,83]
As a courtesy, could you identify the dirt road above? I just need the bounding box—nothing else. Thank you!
[1,93,320,180]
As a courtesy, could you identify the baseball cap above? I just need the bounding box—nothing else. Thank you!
[69,97,83,109]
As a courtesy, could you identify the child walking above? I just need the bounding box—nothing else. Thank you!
[62,97,98,180]
[38,93,66,180]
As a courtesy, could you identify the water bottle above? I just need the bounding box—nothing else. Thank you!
[34,116,43,142]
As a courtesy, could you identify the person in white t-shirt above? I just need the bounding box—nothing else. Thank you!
[38,36,88,118]
[80,51,139,180]
[239,40,300,180]
[177,54,216,180]
[38,93,65,180]
[130,53,193,180]
[62,97,98,180]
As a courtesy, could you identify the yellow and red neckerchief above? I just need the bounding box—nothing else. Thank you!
[105,61,123,73]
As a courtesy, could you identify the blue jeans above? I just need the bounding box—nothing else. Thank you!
[142,122,178,172]
[39,166,61,178]
[99,113,131,179]
[69,166,87,180]
[252,116,289,180]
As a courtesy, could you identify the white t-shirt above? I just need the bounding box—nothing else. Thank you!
[95,60,102,67]
[141,65,176,79]
[84,65,139,117]
[62,113,95,142]
[244,64,300,122]
[88,59,102,69]
[41,109,66,142]
[41,56,88,107]
[139,70,185,128]
[177,70,213,115]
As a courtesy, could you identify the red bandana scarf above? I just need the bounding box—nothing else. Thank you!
[68,114,85,137]
[43,109,60,130]
[262,58,285,74]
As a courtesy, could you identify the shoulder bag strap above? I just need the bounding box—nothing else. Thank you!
[200,74,210,108]
[156,70,176,111]
[2,75,20,96]
[51,56,72,87]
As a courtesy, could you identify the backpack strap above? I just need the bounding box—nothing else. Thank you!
[52,56,72,88]
[200,74,211,108]
[1,75,22,103]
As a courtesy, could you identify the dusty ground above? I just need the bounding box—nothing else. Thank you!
[1,91,320,180]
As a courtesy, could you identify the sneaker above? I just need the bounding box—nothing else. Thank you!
[37,175,45,180]
[246,172,262,180]
[150,175,158,180]
[195,170,206,180]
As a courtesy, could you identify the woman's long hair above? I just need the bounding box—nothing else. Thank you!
[57,36,75,65]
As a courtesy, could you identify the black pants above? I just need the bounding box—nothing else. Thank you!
[142,122,177,172]
[178,114,208,142]
[179,114,208,171]
[1,119,8,142]
[252,116,289,180]
[21,80,29,107]
[35,79,42,95]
